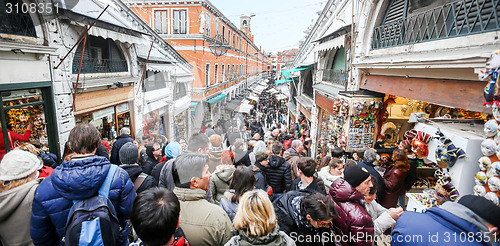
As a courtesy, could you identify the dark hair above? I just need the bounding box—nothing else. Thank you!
[131,188,180,246]
[331,147,345,158]
[62,141,73,160]
[228,166,256,203]
[297,157,316,177]
[272,143,283,155]
[187,133,210,152]
[369,176,379,195]
[399,141,411,153]
[68,124,101,154]
[304,140,311,146]
[317,156,331,171]
[329,158,343,169]
[300,192,337,221]
[172,152,208,188]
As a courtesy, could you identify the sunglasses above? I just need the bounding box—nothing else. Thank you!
[317,220,330,228]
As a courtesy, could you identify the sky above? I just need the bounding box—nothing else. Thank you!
[208,0,326,54]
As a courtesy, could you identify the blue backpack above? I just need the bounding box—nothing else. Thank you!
[63,165,120,246]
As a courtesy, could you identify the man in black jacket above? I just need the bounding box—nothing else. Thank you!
[254,143,292,201]
[110,127,133,164]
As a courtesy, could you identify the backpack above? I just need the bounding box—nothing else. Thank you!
[63,165,120,246]
[133,172,148,192]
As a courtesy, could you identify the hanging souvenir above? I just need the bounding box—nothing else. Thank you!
[411,131,433,159]
[479,50,500,106]
[481,139,497,156]
[434,130,466,168]
[487,176,500,192]
[484,119,498,137]
[475,171,488,185]
[478,156,492,171]
[473,184,487,196]
[492,161,500,176]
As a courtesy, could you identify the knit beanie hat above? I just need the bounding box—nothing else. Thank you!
[0,149,43,181]
[458,195,500,228]
[343,165,370,188]
[119,142,138,164]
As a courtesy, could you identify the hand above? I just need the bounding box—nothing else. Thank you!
[388,207,404,220]
[27,123,33,131]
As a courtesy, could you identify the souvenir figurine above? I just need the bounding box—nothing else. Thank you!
[475,171,488,186]
[484,119,498,137]
[479,50,500,106]
[411,131,432,159]
[484,192,499,206]
[487,176,500,192]
[481,139,497,156]
[473,184,487,197]
[478,156,492,171]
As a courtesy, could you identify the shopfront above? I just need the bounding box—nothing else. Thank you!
[174,109,189,141]
[73,86,135,141]
[0,83,58,160]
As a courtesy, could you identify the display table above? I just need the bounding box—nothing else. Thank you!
[406,193,438,213]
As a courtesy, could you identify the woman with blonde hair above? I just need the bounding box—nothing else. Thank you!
[225,189,295,246]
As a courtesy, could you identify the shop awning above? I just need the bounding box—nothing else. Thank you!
[190,102,199,115]
[276,94,288,100]
[275,78,293,86]
[226,98,242,111]
[315,35,345,52]
[206,93,227,104]
[268,88,279,94]
[147,63,176,72]
[236,100,254,114]
[282,67,312,77]
[247,94,260,102]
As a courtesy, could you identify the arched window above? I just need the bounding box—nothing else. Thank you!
[0,0,36,37]
[72,36,127,74]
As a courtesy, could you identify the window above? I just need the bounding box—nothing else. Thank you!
[173,9,187,34]
[221,64,225,81]
[242,19,248,26]
[72,36,127,74]
[145,71,167,91]
[0,0,36,37]
[215,18,220,35]
[205,64,210,86]
[226,65,230,80]
[232,34,235,47]
[214,64,219,83]
[228,30,231,46]
[173,83,187,100]
[154,10,168,34]
[303,70,313,98]
[206,13,211,36]
[222,26,226,41]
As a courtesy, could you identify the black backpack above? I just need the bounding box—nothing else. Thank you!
[63,165,120,246]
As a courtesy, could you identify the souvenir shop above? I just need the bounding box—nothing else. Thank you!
[173,109,189,141]
[142,107,166,137]
[0,84,59,159]
[75,102,133,140]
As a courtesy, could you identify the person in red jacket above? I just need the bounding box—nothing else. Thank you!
[381,149,410,209]
[328,165,374,246]
[0,123,33,160]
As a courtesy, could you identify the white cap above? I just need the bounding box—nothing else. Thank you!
[0,149,43,181]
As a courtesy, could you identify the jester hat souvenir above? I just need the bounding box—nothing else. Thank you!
[404,129,417,146]
[411,131,432,159]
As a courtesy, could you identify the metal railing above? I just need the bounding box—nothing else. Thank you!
[72,59,128,74]
[319,69,347,87]
[372,0,500,49]
[0,8,37,37]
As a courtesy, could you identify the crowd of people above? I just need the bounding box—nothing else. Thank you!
[0,85,499,246]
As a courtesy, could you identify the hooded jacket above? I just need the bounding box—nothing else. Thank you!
[283,148,301,181]
[274,190,330,246]
[224,226,296,246]
[173,187,232,246]
[0,178,41,246]
[328,179,374,246]
[256,155,291,194]
[31,156,135,246]
[207,148,223,173]
[209,165,236,204]
[110,134,133,164]
[121,164,157,194]
[392,202,491,246]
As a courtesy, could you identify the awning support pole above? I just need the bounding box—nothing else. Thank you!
[72,27,88,112]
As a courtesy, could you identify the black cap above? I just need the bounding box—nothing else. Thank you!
[458,195,500,228]
[343,165,370,188]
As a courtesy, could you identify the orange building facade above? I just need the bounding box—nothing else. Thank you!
[125,0,268,126]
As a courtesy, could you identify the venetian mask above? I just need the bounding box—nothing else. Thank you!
[484,119,498,137]
[492,161,500,176]
[473,184,486,196]
[478,156,492,171]
[481,139,497,156]
[485,192,499,206]
[488,176,500,192]
[493,106,500,121]
[412,138,429,159]
[475,171,488,186]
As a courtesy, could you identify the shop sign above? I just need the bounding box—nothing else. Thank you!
[93,107,114,120]
[116,103,130,114]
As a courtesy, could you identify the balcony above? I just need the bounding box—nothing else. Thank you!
[72,58,127,74]
[372,0,500,49]
[319,69,347,88]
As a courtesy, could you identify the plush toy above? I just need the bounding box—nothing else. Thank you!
[479,50,500,106]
